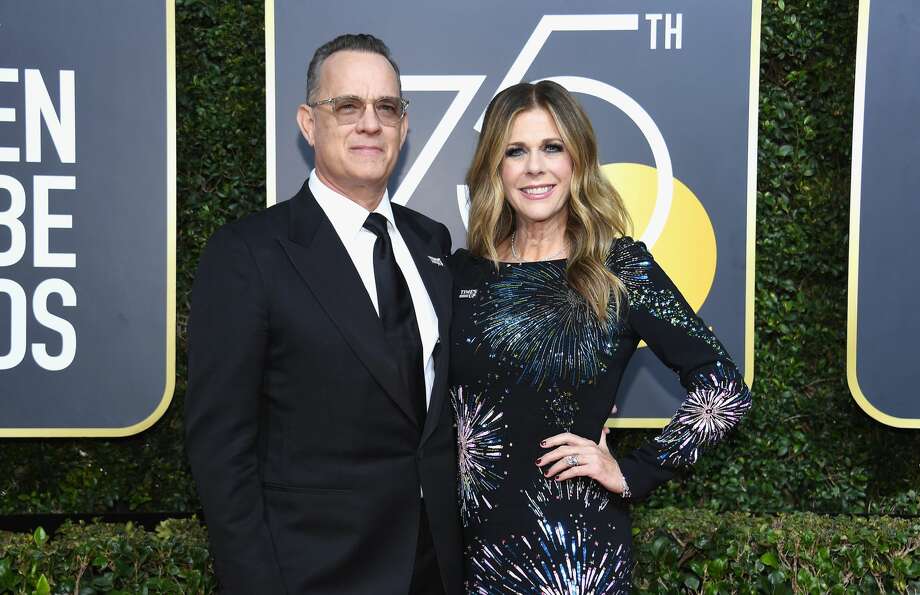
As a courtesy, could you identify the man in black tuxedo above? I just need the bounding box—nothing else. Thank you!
[186,34,462,594]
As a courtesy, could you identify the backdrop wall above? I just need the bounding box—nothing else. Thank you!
[267,0,758,428]
[0,1,175,437]
[847,0,920,428]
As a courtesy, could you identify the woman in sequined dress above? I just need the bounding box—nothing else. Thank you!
[448,81,752,593]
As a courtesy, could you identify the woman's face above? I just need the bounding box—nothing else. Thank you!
[500,107,573,230]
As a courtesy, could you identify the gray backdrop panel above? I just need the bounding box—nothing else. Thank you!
[854,1,920,421]
[271,1,754,424]
[0,1,170,430]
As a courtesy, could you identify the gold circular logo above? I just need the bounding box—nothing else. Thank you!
[603,162,717,325]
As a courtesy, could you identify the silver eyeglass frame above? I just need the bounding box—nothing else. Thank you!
[307,95,409,126]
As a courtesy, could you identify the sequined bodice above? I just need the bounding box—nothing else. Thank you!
[448,238,751,594]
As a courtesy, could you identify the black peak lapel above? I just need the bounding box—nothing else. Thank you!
[281,185,420,426]
[394,210,451,330]
[394,207,453,444]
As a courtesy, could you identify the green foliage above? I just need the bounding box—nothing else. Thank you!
[632,509,920,594]
[1,512,917,594]
[633,508,920,594]
[0,519,215,594]
[0,0,917,525]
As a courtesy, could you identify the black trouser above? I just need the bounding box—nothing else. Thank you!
[408,500,445,595]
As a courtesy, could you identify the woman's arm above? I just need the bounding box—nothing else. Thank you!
[613,237,752,500]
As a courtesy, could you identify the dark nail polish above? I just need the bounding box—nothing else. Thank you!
[535,458,542,465]
[554,475,561,481]
[540,440,546,447]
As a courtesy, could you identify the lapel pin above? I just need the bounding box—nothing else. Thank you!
[428,256,444,267]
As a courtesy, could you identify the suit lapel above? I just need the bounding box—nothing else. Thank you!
[280,184,420,426]
[394,207,453,445]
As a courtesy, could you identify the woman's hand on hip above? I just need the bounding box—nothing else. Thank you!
[536,427,626,495]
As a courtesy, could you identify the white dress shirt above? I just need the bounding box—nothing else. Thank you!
[309,170,439,407]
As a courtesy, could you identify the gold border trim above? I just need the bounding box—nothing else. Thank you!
[846,0,920,427]
[607,417,670,429]
[263,3,760,430]
[265,0,276,206]
[745,0,761,393]
[0,0,177,437]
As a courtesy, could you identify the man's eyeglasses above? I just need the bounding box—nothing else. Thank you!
[308,95,409,126]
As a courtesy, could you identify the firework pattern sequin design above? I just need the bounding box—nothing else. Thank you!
[655,362,752,467]
[471,261,619,388]
[468,518,632,594]
[610,237,729,358]
[524,476,611,518]
[452,385,508,526]
[447,239,751,594]
[544,388,579,430]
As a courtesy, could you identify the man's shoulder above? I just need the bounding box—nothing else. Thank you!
[211,199,291,246]
[392,203,448,234]
[392,203,451,252]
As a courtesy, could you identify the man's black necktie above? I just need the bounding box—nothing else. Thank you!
[363,213,427,426]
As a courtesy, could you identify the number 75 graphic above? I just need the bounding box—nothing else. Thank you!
[390,15,674,251]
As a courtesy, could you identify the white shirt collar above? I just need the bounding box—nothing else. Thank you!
[309,169,395,241]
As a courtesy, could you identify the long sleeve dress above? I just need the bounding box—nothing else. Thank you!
[448,236,752,594]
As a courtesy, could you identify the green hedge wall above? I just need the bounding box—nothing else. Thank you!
[2,511,918,594]
[0,0,917,520]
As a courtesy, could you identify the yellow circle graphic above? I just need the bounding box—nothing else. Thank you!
[602,163,717,329]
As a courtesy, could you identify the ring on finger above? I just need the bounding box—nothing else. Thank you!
[566,454,580,468]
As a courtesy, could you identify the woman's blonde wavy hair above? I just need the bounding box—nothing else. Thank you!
[466,80,631,323]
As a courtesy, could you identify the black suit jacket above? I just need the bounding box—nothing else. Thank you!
[185,182,463,595]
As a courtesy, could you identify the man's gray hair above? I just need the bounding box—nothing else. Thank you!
[305,33,402,103]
